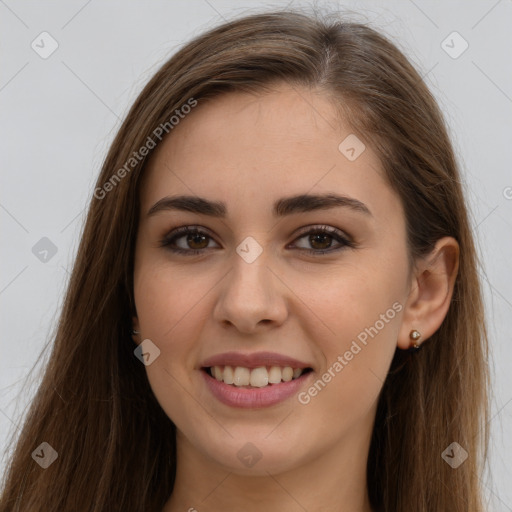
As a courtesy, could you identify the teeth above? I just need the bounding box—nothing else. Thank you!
[233,366,250,386]
[210,365,307,387]
[249,367,268,388]
[223,365,234,385]
[268,366,282,384]
[282,367,293,382]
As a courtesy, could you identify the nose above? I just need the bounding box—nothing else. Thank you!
[212,250,288,334]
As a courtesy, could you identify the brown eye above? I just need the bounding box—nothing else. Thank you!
[160,226,219,255]
[186,232,210,250]
[308,232,334,250]
[292,225,355,255]
[160,224,355,257]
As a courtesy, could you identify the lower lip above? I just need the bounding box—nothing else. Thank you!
[201,369,313,408]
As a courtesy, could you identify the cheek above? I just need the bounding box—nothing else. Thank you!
[295,254,406,408]
[297,254,406,345]
[133,263,213,428]
[294,311,400,442]
[133,260,206,381]
[134,258,212,341]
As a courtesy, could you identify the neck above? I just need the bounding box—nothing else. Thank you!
[163,421,375,512]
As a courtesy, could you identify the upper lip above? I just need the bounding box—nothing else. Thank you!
[201,351,313,370]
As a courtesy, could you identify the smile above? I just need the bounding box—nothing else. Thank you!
[201,366,314,408]
[205,365,312,387]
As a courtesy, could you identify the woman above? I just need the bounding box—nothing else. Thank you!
[0,8,490,512]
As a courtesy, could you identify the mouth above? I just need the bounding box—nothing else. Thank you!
[202,365,314,388]
[200,364,315,408]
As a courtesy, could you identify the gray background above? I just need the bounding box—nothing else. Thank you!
[1,0,511,508]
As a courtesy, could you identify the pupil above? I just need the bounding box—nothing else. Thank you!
[188,233,208,249]
[311,233,331,249]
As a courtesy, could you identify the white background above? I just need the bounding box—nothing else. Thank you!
[1,0,511,508]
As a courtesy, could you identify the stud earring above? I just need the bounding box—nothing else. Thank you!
[409,329,421,349]
[131,329,140,335]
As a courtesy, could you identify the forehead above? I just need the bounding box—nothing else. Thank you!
[148,84,350,165]
[139,84,398,220]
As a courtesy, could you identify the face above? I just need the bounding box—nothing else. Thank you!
[132,83,412,475]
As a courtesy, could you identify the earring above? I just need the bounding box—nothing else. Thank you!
[132,329,140,335]
[409,329,421,349]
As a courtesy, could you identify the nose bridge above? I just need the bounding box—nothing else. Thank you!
[213,240,287,331]
[232,244,270,289]
[228,242,273,306]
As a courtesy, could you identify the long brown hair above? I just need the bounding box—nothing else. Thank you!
[0,8,490,511]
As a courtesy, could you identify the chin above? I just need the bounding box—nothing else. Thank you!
[194,430,307,475]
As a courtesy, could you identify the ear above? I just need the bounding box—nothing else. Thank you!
[397,236,459,349]
[131,315,141,345]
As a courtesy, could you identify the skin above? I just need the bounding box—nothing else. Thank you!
[131,83,459,512]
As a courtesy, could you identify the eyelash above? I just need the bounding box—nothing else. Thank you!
[159,225,356,256]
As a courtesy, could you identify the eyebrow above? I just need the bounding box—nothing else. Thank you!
[146,193,372,218]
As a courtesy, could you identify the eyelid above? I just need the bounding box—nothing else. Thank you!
[288,224,355,251]
[291,223,351,240]
[159,225,219,249]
